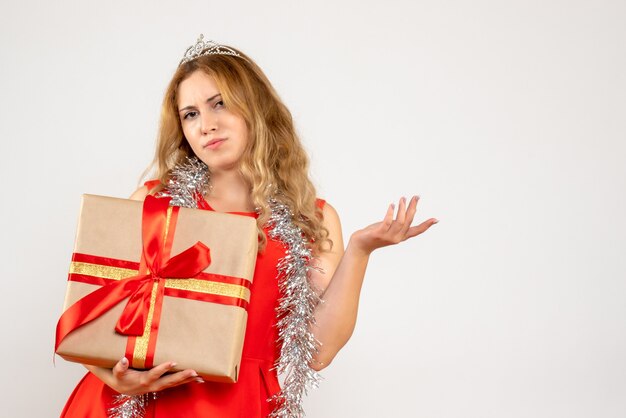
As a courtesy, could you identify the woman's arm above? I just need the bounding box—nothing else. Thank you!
[309,196,438,370]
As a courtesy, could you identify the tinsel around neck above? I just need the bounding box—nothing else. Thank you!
[159,156,209,209]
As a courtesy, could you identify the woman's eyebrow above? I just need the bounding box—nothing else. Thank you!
[178,93,222,113]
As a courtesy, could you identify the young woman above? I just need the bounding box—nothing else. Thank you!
[60,35,438,418]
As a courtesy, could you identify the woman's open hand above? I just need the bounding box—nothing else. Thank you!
[350,196,438,256]
[86,357,203,396]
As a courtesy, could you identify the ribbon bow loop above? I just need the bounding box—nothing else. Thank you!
[115,241,211,336]
[160,242,211,279]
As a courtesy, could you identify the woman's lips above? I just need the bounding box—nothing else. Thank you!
[205,138,226,149]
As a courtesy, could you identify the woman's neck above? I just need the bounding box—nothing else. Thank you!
[205,169,254,212]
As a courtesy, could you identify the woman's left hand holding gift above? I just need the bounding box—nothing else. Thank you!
[84,357,203,395]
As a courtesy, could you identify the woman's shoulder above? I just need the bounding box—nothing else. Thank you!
[129,186,149,201]
[315,198,340,226]
[144,179,162,192]
[129,179,162,201]
[315,198,341,216]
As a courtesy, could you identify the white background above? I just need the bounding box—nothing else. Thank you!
[1,0,625,417]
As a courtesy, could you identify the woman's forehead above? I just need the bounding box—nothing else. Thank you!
[177,71,220,107]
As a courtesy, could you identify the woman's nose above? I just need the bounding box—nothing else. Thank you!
[200,112,218,134]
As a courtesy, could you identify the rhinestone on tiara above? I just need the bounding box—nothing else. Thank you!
[179,34,241,65]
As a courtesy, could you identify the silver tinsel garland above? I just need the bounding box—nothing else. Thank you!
[157,156,208,208]
[108,156,322,418]
[267,197,323,418]
[109,393,154,418]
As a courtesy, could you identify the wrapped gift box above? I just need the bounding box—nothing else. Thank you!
[55,194,257,383]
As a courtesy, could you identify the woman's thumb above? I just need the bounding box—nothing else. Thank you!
[112,357,129,378]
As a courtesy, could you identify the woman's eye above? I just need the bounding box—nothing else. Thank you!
[215,100,224,109]
[183,111,198,120]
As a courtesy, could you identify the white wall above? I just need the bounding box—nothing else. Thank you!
[1,0,624,416]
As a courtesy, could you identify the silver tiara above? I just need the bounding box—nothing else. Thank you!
[179,34,241,65]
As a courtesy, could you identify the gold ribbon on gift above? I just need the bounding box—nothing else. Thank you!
[68,261,251,301]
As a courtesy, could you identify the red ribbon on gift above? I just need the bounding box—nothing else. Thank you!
[55,195,211,353]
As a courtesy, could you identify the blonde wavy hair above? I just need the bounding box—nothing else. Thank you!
[145,46,331,253]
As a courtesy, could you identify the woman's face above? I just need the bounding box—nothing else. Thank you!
[177,70,248,173]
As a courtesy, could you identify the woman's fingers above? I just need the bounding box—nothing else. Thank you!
[107,359,201,395]
[386,195,435,243]
[395,197,407,225]
[383,203,395,229]
[406,218,439,239]
[146,361,178,382]
[400,196,419,236]
[112,357,129,379]
[388,196,419,238]
[154,369,201,391]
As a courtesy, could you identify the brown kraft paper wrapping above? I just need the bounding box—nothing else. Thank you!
[56,194,258,383]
